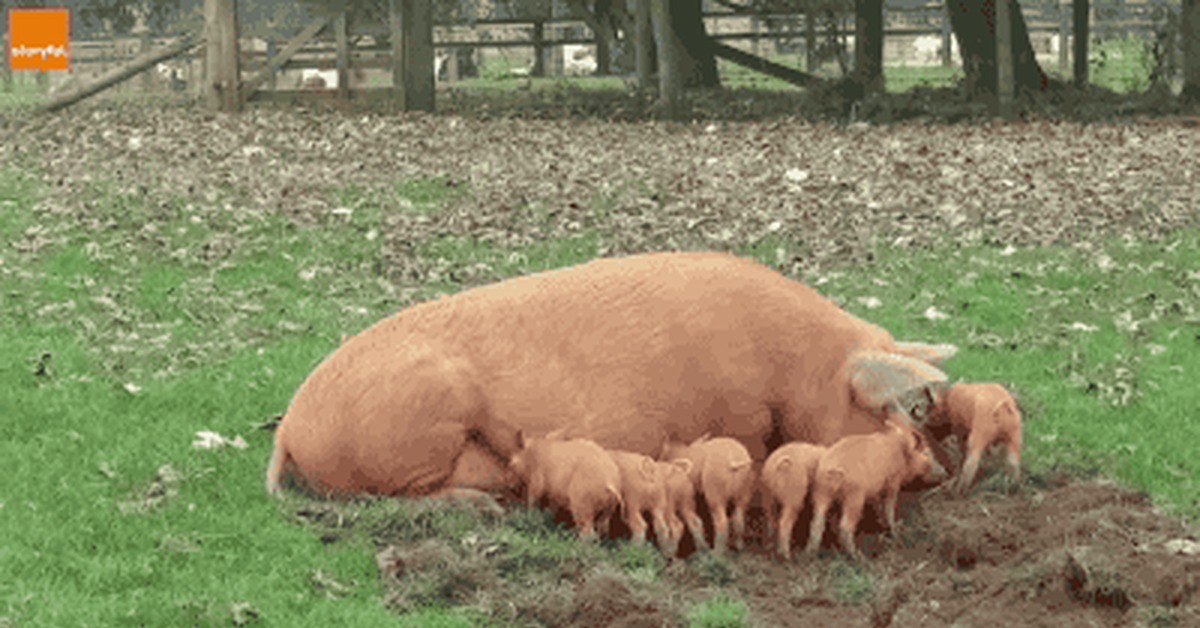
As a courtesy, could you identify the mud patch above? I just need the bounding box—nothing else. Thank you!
[346,472,1200,626]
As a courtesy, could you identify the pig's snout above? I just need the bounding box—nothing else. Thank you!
[925,458,949,483]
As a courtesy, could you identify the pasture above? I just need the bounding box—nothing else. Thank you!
[2,102,1198,626]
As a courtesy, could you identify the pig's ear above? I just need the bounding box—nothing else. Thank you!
[544,426,569,441]
[891,341,958,367]
[672,458,693,475]
[849,351,949,415]
[638,456,658,480]
[515,430,527,450]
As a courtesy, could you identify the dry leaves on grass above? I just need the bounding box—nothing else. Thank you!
[6,106,1197,280]
[3,105,1197,385]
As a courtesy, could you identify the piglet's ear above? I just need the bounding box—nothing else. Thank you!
[891,341,958,367]
[543,426,569,441]
[638,455,658,480]
[849,351,949,416]
[672,458,693,475]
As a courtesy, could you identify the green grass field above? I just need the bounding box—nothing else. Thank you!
[2,155,1197,626]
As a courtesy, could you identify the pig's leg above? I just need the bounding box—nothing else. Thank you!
[683,503,710,551]
[576,516,599,542]
[708,495,731,553]
[627,505,649,544]
[526,473,546,508]
[650,509,673,554]
[838,493,865,560]
[731,493,750,552]
[573,495,603,542]
[805,495,830,555]
[777,502,800,558]
[882,484,900,531]
[957,431,988,495]
[596,508,614,539]
[764,495,780,552]
[663,511,684,557]
[1005,429,1022,488]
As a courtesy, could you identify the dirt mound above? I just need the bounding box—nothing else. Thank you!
[361,471,1198,626]
[569,572,672,628]
[734,475,1200,627]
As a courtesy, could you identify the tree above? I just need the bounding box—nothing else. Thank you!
[1185,0,1200,102]
[946,0,1049,96]
[75,0,185,35]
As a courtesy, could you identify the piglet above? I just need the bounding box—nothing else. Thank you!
[761,442,827,558]
[607,450,675,553]
[657,458,703,556]
[662,435,755,552]
[509,432,624,541]
[805,420,948,559]
[930,382,1022,494]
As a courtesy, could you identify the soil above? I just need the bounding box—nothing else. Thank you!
[360,457,1200,627]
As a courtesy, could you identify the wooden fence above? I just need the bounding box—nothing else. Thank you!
[7,1,1180,98]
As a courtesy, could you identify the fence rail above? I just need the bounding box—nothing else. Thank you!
[7,1,1179,94]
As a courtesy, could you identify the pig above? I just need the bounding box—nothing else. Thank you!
[607,450,674,552]
[266,251,955,500]
[805,419,948,559]
[761,441,827,558]
[662,435,756,552]
[658,458,704,556]
[509,432,624,541]
[929,383,1022,494]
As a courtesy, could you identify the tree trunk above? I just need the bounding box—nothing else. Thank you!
[649,0,719,115]
[635,0,656,88]
[996,0,1014,116]
[205,0,241,112]
[946,0,1048,97]
[668,0,718,88]
[651,0,684,114]
[854,0,885,94]
[1184,0,1200,101]
[595,18,614,75]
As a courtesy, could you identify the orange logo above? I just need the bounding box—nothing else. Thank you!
[7,7,71,71]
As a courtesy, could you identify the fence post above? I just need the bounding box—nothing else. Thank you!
[265,39,277,89]
[751,15,759,57]
[532,20,545,76]
[941,4,953,65]
[389,0,434,111]
[140,31,153,91]
[550,26,564,76]
[335,11,349,100]
[1073,0,1089,85]
[1058,0,1069,72]
[1,33,10,92]
[805,11,817,71]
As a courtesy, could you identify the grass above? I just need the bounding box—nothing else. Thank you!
[805,229,1200,517]
[3,157,1199,625]
[452,36,1159,96]
[685,593,751,628]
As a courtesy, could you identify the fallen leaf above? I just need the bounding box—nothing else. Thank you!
[923,306,949,321]
[192,431,249,450]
